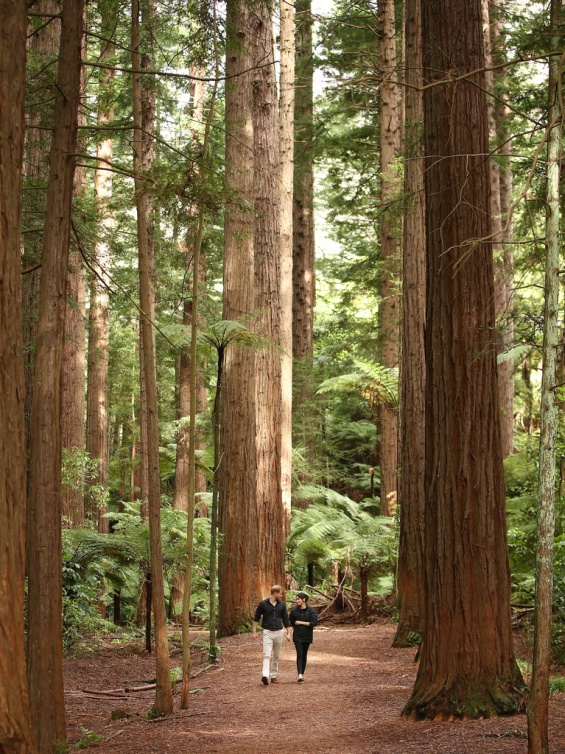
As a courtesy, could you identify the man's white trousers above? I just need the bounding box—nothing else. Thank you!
[262,629,285,679]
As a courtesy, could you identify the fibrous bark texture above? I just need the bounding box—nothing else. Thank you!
[378,0,400,515]
[26,0,84,749]
[0,1,38,749]
[219,0,258,636]
[393,0,425,647]
[22,0,61,450]
[403,0,524,719]
[252,0,284,598]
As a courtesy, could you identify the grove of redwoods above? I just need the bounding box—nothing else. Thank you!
[1,0,564,751]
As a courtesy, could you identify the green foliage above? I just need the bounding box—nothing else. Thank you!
[62,448,109,524]
[61,504,212,647]
[289,486,397,593]
[75,729,102,749]
[549,677,565,694]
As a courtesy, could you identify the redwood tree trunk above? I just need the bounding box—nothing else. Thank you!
[26,0,84,748]
[252,0,285,598]
[403,0,524,719]
[292,0,316,460]
[378,0,400,516]
[219,0,257,636]
[0,1,38,749]
[393,0,425,647]
[85,10,115,531]
[132,0,173,714]
[22,0,61,452]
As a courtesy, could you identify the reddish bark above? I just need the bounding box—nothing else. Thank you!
[0,0,38,749]
[26,0,84,749]
[403,0,524,719]
[219,0,258,636]
[394,0,425,646]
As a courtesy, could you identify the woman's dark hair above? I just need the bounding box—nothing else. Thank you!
[297,592,309,602]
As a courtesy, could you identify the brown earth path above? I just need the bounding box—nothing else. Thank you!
[65,623,565,754]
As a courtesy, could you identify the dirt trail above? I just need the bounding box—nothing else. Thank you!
[65,623,565,754]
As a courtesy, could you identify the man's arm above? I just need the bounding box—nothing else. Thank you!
[252,603,263,636]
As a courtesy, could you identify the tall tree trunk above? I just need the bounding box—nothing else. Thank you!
[378,0,400,516]
[482,0,513,459]
[218,0,257,636]
[393,0,425,647]
[137,0,157,522]
[252,0,284,597]
[0,1,38,749]
[527,2,562,749]
[62,16,87,529]
[132,0,173,715]
[279,0,295,535]
[293,0,316,466]
[85,8,115,532]
[26,0,84,749]
[403,0,524,719]
[22,0,61,450]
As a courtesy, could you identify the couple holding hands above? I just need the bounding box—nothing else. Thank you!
[253,585,318,685]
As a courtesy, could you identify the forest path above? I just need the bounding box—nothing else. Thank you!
[65,623,565,754]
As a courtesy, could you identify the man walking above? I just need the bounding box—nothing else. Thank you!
[253,585,291,685]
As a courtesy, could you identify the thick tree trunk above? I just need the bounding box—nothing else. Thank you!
[252,0,285,598]
[26,0,84,749]
[85,15,115,532]
[61,21,87,529]
[393,0,425,647]
[132,0,173,715]
[0,1,38,749]
[219,0,257,636]
[378,0,400,516]
[527,2,562,749]
[403,0,524,719]
[292,0,316,464]
[279,0,295,538]
[22,0,61,450]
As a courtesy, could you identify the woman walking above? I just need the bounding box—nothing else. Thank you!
[290,592,318,683]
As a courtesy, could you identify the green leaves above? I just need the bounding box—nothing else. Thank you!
[317,360,399,412]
